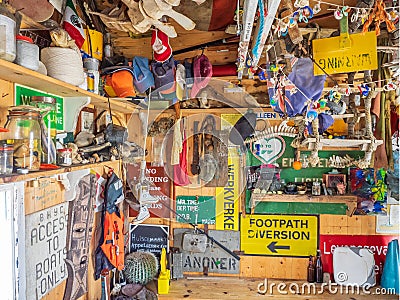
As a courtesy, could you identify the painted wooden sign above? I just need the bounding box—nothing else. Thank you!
[24,177,64,215]
[25,202,68,299]
[241,214,319,257]
[312,31,378,75]
[127,163,171,218]
[216,148,240,231]
[15,85,64,130]
[176,196,216,225]
[320,235,399,278]
[129,224,169,259]
[252,136,286,164]
[174,229,240,274]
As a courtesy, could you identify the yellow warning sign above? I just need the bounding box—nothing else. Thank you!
[240,215,318,257]
[216,148,240,231]
[312,31,378,75]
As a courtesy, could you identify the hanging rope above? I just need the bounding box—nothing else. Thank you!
[251,0,266,58]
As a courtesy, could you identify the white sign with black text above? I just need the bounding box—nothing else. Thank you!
[25,202,68,299]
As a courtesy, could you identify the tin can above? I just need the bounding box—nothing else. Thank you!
[87,72,95,92]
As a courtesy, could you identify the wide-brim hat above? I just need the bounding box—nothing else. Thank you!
[151,29,172,63]
[229,110,257,145]
[190,54,212,98]
[133,56,154,93]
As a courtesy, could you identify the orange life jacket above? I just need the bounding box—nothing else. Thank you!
[100,211,125,270]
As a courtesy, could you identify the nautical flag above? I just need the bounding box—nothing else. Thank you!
[62,0,85,48]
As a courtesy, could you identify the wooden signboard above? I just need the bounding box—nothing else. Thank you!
[215,148,240,231]
[241,214,319,257]
[127,163,171,218]
[176,196,216,225]
[25,202,68,299]
[312,31,378,75]
[15,85,64,131]
[129,224,169,259]
[25,178,64,215]
[174,229,240,274]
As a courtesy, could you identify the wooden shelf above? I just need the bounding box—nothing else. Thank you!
[251,194,358,216]
[0,59,138,113]
[0,160,121,184]
[296,138,383,151]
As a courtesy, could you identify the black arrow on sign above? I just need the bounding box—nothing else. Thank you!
[267,241,291,253]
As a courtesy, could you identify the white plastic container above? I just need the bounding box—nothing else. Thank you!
[15,35,39,71]
[0,14,16,62]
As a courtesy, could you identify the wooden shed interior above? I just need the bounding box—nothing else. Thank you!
[0,0,399,299]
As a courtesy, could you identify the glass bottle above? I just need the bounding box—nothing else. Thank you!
[307,255,315,283]
[30,96,57,164]
[315,250,323,283]
[5,106,41,171]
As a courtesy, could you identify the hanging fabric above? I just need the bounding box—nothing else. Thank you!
[94,171,125,279]
[173,118,191,186]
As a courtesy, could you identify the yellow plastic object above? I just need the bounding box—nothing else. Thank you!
[82,29,103,61]
[158,248,170,294]
[312,17,378,75]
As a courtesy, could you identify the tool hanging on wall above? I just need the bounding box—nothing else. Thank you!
[199,115,219,183]
[191,121,201,175]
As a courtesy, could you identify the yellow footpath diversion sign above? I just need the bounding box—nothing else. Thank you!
[241,214,318,257]
[312,31,377,75]
[216,148,240,231]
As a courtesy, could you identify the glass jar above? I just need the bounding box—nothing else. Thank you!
[15,35,39,71]
[5,106,41,171]
[312,181,321,196]
[31,96,57,164]
[0,9,16,62]
[0,143,13,175]
[57,148,72,166]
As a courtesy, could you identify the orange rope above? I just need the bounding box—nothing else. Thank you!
[363,0,396,35]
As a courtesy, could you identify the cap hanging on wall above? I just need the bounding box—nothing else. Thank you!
[151,29,172,63]
[190,54,212,98]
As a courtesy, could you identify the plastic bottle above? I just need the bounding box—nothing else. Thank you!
[307,255,315,283]
[315,250,323,283]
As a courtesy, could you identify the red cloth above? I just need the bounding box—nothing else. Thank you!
[212,64,237,77]
[173,129,191,186]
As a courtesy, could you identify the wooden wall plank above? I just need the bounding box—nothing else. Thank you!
[0,78,14,127]
[113,28,233,62]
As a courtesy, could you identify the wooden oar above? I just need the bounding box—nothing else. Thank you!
[237,0,258,79]
[250,0,281,71]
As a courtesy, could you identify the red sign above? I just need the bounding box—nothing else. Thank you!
[320,235,398,282]
[127,163,171,218]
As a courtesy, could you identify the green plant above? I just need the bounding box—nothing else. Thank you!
[124,251,159,285]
